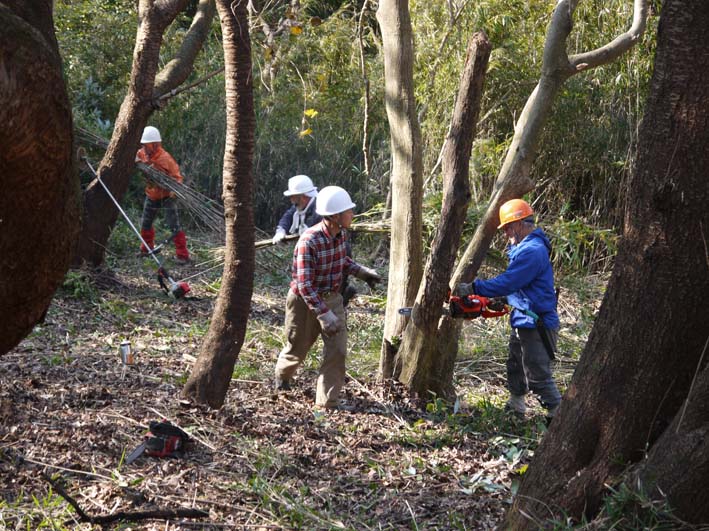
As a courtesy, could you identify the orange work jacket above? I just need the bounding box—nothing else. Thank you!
[136,145,184,201]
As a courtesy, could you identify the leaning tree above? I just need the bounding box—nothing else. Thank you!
[182,0,255,408]
[0,1,79,355]
[506,0,709,526]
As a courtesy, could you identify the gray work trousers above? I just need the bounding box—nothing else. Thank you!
[275,291,347,407]
[507,327,561,410]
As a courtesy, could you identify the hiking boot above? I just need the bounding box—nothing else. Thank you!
[274,377,291,392]
[504,394,527,415]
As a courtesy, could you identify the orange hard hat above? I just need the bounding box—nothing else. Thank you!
[497,199,534,229]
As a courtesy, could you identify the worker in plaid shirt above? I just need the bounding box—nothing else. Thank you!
[274,186,381,409]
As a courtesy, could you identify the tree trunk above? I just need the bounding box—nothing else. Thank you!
[182,0,255,408]
[394,32,491,398]
[376,0,424,378]
[633,360,709,524]
[506,1,709,525]
[73,0,214,267]
[0,2,80,355]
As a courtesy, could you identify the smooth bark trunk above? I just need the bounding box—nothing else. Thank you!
[182,0,255,408]
[376,0,424,378]
[506,0,709,525]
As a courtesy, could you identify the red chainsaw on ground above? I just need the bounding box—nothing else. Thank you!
[398,294,508,319]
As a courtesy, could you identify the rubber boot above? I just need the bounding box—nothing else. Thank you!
[174,230,190,262]
[140,228,155,255]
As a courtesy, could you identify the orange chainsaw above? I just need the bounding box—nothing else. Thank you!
[398,294,509,319]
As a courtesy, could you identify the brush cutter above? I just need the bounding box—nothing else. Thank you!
[80,153,191,299]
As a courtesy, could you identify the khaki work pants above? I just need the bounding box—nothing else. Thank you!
[274,291,347,407]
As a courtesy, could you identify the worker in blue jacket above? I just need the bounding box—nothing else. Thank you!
[457,199,561,419]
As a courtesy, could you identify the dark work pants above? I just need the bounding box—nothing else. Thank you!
[140,197,181,233]
[507,327,561,410]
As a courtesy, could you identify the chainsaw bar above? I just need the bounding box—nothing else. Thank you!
[398,307,448,317]
[125,441,147,465]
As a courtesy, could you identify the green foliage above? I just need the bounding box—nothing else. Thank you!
[545,214,619,274]
[545,483,687,530]
[55,0,657,272]
[60,270,99,301]
[55,1,136,130]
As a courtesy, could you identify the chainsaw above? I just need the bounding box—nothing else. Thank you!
[124,420,189,465]
[398,294,509,319]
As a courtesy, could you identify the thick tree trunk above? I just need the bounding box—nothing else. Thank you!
[0,2,79,355]
[376,0,424,378]
[182,0,255,408]
[72,0,213,267]
[506,1,709,526]
[395,32,491,398]
[633,360,709,523]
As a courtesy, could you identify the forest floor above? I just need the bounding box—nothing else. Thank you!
[0,226,606,530]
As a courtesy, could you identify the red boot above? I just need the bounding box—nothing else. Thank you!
[140,228,155,255]
[174,230,190,262]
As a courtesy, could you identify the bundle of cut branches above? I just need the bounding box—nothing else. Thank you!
[137,162,225,237]
[76,127,225,237]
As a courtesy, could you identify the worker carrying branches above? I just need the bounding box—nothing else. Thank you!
[456,199,561,420]
[135,126,190,264]
[274,186,381,410]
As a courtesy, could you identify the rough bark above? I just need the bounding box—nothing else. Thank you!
[394,32,491,398]
[376,0,424,378]
[182,0,255,408]
[506,0,709,525]
[633,358,709,524]
[73,0,214,267]
[0,2,79,355]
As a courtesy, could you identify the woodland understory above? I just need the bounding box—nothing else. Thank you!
[0,226,603,530]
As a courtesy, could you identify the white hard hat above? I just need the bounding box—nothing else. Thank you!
[141,126,161,143]
[284,174,317,196]
[316,186,356,216]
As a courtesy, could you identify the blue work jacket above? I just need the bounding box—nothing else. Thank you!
[473,228,559,329]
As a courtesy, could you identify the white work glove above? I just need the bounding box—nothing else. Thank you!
[317,310,343,337]
[454,282,474,297]
[272,228,287,245]
[355,266,382,289]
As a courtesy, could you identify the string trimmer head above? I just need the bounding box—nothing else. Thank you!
[158,267,191,299]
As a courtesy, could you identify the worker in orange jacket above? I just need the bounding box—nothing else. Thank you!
[135,126,190,263]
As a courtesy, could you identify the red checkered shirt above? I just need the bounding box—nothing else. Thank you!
[290,222,361,314]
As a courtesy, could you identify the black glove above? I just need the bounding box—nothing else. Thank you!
[355,266,381,289]
[454,282,474,297]
[487,297,507,312]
